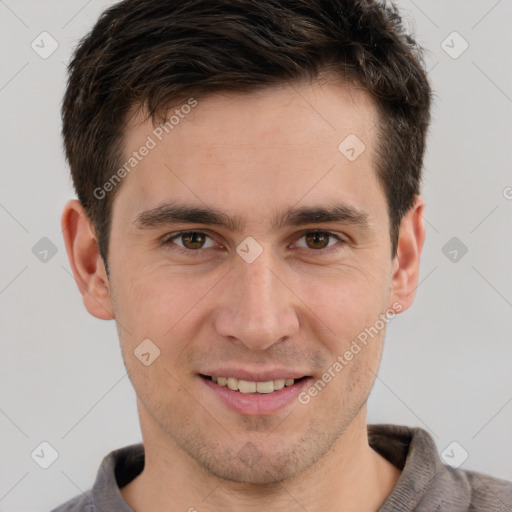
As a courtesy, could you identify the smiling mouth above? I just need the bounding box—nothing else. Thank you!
[199,374,308,394]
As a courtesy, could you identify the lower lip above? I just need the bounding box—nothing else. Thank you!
[200,376,311,416]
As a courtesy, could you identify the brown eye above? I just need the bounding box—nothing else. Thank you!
[304,232,330,249]
[181,232,206,249]
[165,231,216,251]
[294,231,344,252]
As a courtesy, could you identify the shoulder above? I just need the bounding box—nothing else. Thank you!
[49,491,93,512]
[368,424,512,512]
[421,459,512,511]
[462,468,512,511]
[48,443,144,512]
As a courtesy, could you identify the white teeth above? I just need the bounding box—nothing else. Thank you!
[273,379,285,390]
[255,381,274,394]
[239,380,257,393]
[211,376,297,393]
[227,377,239,391]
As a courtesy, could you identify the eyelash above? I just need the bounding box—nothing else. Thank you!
[161,230,347,257]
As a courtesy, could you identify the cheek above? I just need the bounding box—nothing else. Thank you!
[292,262,391,337]
[111,265,222,346]
[289,263,391,399]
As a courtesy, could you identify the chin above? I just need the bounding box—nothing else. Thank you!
[190,436,322,486]
[204,457,301,485]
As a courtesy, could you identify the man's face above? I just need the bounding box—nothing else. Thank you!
[107,79,400,483]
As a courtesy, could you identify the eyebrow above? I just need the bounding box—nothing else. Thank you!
[133,202,371,233]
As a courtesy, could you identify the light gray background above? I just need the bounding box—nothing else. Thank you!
[1,1,511,510]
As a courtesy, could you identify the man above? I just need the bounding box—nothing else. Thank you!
[54,0,512,511]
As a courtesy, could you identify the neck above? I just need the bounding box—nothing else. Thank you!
[121,406,401,512]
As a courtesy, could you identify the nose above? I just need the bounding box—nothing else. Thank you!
[213,252,300,351]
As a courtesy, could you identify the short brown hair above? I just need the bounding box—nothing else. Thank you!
[62,0,431,271]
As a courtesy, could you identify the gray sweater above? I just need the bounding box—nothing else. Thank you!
[50,424,512,511]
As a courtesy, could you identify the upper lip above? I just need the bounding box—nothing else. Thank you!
[199,368,310,382]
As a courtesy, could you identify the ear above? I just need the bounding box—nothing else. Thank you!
[389,195,426,313]
[61,199,114,320]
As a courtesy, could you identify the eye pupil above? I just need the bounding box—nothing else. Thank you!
[182,232,205,249]
[305,232,330,249]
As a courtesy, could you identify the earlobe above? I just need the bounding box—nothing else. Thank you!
[389,195,426,313]
[61,199,114,320]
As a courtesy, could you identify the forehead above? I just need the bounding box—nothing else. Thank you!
[113,79,383,228]
[126,78,377,148]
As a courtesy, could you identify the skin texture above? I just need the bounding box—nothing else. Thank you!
[62,78,425,512]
